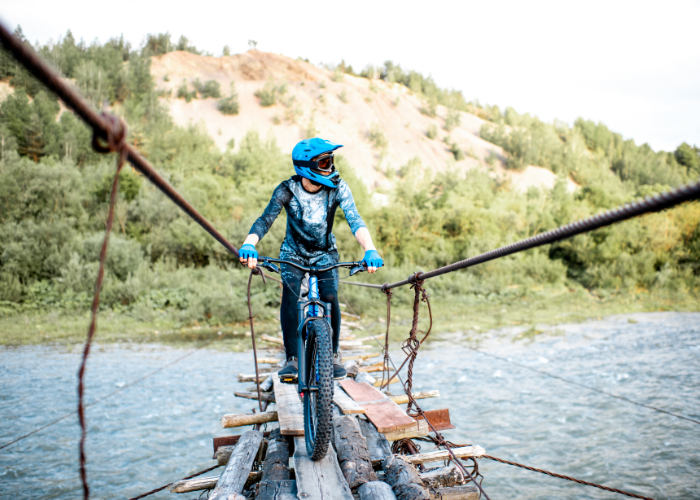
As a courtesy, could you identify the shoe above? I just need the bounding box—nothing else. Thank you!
[333,353,347,380]
[278,357,298,383]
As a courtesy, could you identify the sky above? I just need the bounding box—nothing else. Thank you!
[2,0,699,152]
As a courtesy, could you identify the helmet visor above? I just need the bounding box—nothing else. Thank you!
[311,153,335,174]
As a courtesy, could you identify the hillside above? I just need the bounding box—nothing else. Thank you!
[149,50,577,194]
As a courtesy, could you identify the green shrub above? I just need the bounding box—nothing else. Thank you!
[426,123,437,139]
[444,108,461,131]
[193,79,221,98]
[331,68,345,82]
[420,97,437,118]
[217,82,240,115]
[338,89,349,103]
[368,123,388,150]
[177,80,196,102]
[254,81,288,106]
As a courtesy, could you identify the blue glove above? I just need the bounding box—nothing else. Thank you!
[239,243,258,261]
[361,250,383,268]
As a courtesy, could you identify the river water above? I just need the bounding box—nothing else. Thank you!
[1,312,698,499]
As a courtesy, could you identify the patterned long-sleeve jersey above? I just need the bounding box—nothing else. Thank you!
[249,175,366,266]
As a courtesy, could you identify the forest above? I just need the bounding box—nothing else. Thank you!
[1,28,698,344]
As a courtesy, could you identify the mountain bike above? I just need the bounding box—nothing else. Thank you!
[256,256,366,460]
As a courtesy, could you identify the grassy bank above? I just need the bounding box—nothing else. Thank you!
[1,283,696,347]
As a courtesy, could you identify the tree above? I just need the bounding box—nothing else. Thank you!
[674,142,700,175]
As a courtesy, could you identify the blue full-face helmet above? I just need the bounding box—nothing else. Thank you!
[292,138,343,188]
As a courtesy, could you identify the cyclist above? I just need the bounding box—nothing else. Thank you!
[239,138,383,381]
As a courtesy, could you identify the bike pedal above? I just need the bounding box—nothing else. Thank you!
[280,375,297,384]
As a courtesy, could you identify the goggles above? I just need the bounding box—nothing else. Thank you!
[309,153,336,174]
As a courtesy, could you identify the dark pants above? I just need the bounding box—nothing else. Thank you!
[280,264,340,359]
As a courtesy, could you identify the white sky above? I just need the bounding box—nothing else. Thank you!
[2,0,699,151]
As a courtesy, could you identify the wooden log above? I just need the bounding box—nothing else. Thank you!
[293,436,354,500]
[359,362,387,373]
[209,430,263,500]
[341,344,375,350]
[272,374,304,436]
[333,381,365,415]
[382,454,432,500]
[217,445,235,466]
[169,471,263,493]
[333,414,378,490]
[256,428,294,500]
[261,334,284,345]
[358,481,398,500]
[401,446,485,465]
[374,375,400,387]
[221,411,278,429]
[389,390,440,405]
[356,417,392,468]
[234,391,276,403]
[434,485,479,499]
[257,357,283,365]
[238,371,276,382]
[419,466,463,489]
[343,353,381,362]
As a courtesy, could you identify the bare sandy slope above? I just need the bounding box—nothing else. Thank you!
[153,51,576,195]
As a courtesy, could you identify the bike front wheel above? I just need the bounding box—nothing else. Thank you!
[303,318,334,461]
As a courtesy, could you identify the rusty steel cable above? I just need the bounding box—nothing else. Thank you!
[480,455,654,500]
[77,113,127,500]
[127,464,222,500]
[0,22,241,261]
[381,180,700,290]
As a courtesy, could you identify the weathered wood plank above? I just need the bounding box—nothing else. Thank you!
[238,371,277,382]
[343,353,381,362]
[293,436,354,500]
[383,454,432,500]
[261,334,284,345]
[333,414,377,490]
[221,411,278,429]
[382,419,430,441]
[234,391,276,403]
[333,381,365,415]
[272,373,304,436]
[401,446,485,465]
[256,428,293,500]
[257,357,283,365]
[358,481,398,500]
[435,485,479,499]
[390,390,440,405]
[170,471,263,493]
[256,479,297,500]
[356,417,392,467]
[339,380,414,434]
[209,430,263,500]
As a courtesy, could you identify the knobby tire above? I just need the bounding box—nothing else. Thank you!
[303,319,333,461]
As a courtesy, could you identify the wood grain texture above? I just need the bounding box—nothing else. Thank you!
[435,485,479,499]
[339,379,414,434]
[333,381,365,415]
[389,390,440,405]
[419,466,463,489]
[272,373,304,436]
[238,371,276,382]
[209,430,263,500]
[169,476,218,493]
[401,446,485,465]
[382,455,432,500]
[333,414,377,490]
[358,481,398,500]
[256,428,293,500]
[221,411,278,429]
[382,419,430,442]
[293,436,354,500]
[234,390,276,402]
[261,334,284,345]
[356,417,392,467]
[255,479,297,500]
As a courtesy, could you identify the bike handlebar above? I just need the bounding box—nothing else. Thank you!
[256,256,365,275]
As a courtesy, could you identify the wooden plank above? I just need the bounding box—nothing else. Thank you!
[234,390,276,403]
[435,485,479,500]
[257,428,294,500]
[358,481,398,500]
[256,479,297,500]
[169,471,263,493]
[339,380,414,434]
[343,353,380,362]
[272,373,304,436]
[382,419,430,441]
[221,411,278,429]
[401,446,486,465]
[419,466,463,489]
[333,414,377,490]
[333,381,365,415]
[357,417,392,468]
[209,430,263,500]
[383,455,431,500]
[293,436,354,500]
[238,371,276,382]
[389,390,440,405]
[257,357,283,365]
[261,334,284,345]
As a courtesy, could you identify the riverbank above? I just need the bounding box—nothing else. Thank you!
[0,284,696,346]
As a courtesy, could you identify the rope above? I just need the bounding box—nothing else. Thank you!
[481,455,654,500]
[77,112,128,500]
[381,180,700,290]
[127,464,221,500]
[0,335,225,451]
[458,342,700,426]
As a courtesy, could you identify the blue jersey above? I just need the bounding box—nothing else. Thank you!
[249,176,366,267]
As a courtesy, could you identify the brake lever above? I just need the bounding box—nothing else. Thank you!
[349,265,366,277]
[257,261,280,274]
